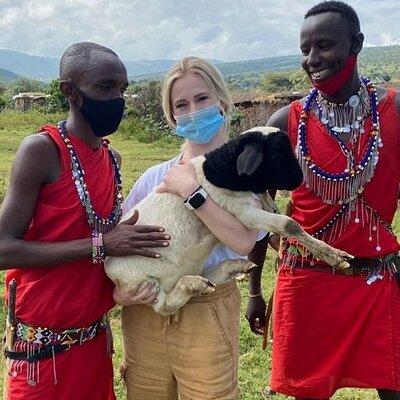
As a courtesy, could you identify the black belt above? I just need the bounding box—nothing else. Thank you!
[284,253,400,277]
[4,343,70,363]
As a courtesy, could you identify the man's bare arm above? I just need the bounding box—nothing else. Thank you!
[267,104,291,132]
[0,136,169,270]
[245,106,291,334]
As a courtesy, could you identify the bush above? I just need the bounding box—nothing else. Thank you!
[118,115,181,145]
[122,80,177,144]
[127,80,168,129]
[0,96,7,111]
[0,83,7,95]
[230,109,244,127]
[289,69,311,92]
[46,79,69,112]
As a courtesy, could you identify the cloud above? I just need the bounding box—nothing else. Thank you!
[0,0,398,61]
[379,33,400,46]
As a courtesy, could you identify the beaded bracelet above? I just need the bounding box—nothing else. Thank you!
[248,293,263,298]
[92,231,106,264]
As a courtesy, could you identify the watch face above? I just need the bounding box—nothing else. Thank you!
[189,192,206,209]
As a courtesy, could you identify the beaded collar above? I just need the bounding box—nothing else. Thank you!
[58,120,123,233]
[297,77,381,205]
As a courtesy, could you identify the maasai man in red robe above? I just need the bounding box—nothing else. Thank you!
[246,2,400,400]
[0,42,170,400]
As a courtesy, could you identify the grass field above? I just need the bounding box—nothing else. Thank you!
[0,111,395,399]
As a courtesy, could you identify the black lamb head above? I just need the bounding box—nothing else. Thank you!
[203,127,303,193]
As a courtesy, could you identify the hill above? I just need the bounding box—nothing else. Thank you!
[0,50,177,80]
[0,45,398,82]
[129,45,400,82]
[0,68,19,82]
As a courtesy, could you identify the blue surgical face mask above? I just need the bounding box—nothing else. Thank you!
[174,104,225,144]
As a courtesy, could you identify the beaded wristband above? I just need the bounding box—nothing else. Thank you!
[248,293,263,298]
[92,231,106,264]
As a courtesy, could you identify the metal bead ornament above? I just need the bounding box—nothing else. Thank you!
[58,120,123,234]
[294,77,390,253]
[297,77,381,205]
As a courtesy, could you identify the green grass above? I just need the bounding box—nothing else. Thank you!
[0,110,395,399]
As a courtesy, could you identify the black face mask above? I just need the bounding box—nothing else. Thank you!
[78,90,125,137]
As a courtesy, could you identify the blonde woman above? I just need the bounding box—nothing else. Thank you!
[120,57,262,400]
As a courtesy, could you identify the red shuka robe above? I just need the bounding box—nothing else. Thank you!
[271,89,400,399]
[5,125,116,400]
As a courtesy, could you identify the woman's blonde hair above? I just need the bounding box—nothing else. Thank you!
[162,56,232,131]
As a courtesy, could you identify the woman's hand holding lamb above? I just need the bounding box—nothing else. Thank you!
[113,281,159,306]
[156,162,199,200]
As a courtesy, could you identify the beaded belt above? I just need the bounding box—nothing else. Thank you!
[5,316,110,363]
[14,317,107,346]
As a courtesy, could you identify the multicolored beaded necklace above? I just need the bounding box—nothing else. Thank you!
[298,77,380,205]
[58,120,123,234]
[294,77,390,253]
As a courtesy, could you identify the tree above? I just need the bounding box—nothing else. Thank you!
[46,79,69,111]
[260,71,292,93]
[128,80,166,125]
[7,77,44,95]
[289,69,311,92]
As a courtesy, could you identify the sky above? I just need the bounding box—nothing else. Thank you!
[0,0,399,61]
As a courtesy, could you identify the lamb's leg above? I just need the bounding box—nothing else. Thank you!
[202,259,256,285]
[154,275,215,316]
[258,191,278,213]
[238,208,352,269]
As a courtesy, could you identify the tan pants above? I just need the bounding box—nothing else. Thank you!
[122,280,240,400]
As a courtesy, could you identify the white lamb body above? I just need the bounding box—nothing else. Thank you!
[107,184,219,293]
[105,156,257,316]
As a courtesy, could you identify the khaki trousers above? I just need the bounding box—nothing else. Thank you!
[121,280,240,400]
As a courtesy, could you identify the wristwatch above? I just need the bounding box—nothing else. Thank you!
[184,186,208,210]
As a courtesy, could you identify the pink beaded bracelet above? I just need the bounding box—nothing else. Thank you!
[92,231,106,264]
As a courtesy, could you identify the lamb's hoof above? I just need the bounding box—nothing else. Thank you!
[320,247,353,270]
[236,273,248,282]
[180,275,215,295]
[236,262,257,281]
[243,261,257,273]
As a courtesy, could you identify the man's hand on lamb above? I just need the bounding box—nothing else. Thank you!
[104,210,171,258]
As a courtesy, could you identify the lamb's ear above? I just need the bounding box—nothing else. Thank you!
[237,144,263,177]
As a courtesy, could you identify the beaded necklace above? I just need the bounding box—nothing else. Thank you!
[58,120,123,234]
[293,77,393,253]
[298,77,381,205]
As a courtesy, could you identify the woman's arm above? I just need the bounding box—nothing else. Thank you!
[194,196,260,255]
[156,162,259,255]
